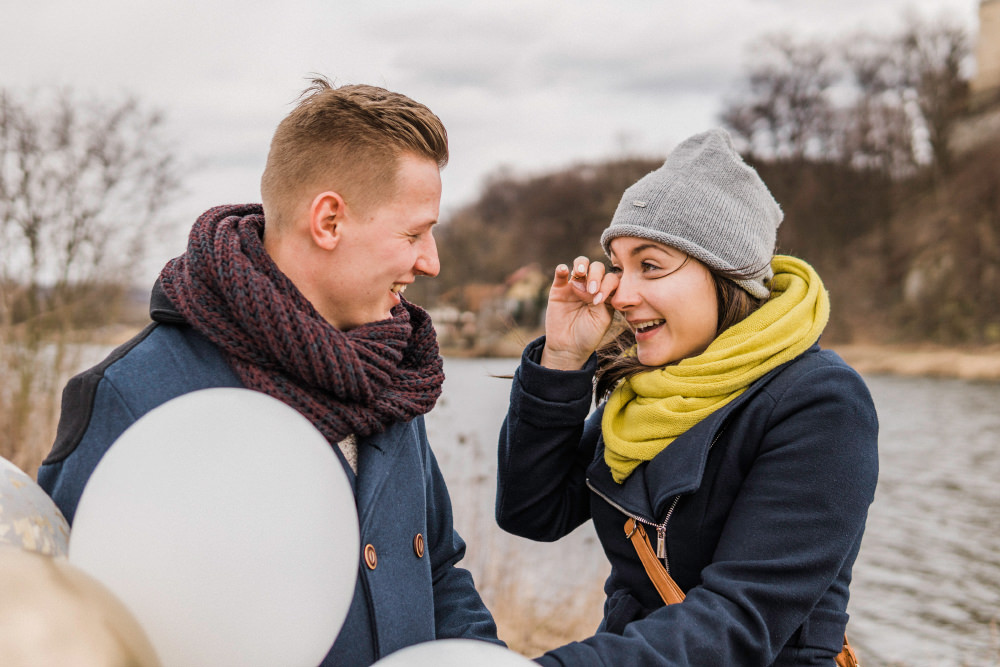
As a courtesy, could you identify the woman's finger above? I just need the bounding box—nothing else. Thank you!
[593,271,620,305]
[555,257,596,296]
[569,256,589,278]
[585,261,607,295]
[569,256,590,291]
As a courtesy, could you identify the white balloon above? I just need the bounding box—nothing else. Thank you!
[373,639,537,667]
[69,388,359,667]
[0,456,70,556]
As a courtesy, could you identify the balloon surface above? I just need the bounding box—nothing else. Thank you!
[0,455,70,556]
[373,639,537,666]
[0,548,160,667]
[69,388,359,667]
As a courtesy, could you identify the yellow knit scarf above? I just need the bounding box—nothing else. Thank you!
[601,256,829,483]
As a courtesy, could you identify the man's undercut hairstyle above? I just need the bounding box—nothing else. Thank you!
[261,77,449,230]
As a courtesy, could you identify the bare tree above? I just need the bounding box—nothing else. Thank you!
[721,34,840,162]
[0,88,181,475]
[724,16,970,177]
[839,31,919,178]
[895,15,971,177]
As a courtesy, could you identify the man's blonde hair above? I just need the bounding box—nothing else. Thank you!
[261,77,448,230]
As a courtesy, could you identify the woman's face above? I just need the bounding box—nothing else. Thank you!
[608,237,719,367]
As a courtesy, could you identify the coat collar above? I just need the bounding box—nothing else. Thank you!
[149,279,186,324]
[587,400,737,524]
[586,349,815,523]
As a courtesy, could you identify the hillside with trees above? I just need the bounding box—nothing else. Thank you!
[420,14,1000,347]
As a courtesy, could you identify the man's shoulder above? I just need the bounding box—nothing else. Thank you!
[73,321,237,401]
[44,323,240,465]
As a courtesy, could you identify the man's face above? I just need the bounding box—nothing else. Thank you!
[320,154,442,331]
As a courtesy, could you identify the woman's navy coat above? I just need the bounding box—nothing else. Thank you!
[497,338,878,666]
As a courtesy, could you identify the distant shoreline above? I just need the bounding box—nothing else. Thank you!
[443,340,1000,382]
[103,325,1000,382]
[827,344,1000,381]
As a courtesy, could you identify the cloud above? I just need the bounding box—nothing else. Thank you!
[363,1,748,98]
[1,0,981,233]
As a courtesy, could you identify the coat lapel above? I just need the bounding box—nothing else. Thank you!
[354,421,413,532]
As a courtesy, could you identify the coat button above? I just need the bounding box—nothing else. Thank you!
[364,544,377,570]
[413,533,425,558]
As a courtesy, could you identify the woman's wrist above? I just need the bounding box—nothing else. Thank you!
[540,345,592,371]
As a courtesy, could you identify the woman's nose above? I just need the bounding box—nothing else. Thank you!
[610,273,639,310]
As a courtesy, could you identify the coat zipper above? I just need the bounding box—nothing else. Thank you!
[586,480,680,574]
[587,426,727,576]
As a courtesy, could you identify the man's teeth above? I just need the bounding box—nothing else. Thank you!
[634,319,664,332]
[391,284,407,295]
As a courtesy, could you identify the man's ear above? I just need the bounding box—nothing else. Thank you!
[308,191,347,250]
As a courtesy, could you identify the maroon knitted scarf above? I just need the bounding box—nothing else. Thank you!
[159,203,444,445]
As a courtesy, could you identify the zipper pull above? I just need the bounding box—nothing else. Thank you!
[656,525,666,560]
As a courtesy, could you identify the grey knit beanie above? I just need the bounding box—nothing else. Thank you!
[600,128,781,299]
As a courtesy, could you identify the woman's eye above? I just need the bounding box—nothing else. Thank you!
[641,261,661,272]
[608,266,622,275]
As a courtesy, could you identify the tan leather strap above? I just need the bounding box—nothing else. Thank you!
[624,517,685,605]
[623,517,859,666]
[835,635,860,667]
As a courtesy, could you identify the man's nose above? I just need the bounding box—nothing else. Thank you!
[415,236,440,277]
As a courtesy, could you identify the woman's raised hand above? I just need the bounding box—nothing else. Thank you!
[540,256,620,371]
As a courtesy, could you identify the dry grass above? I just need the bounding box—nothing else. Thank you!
[0,328,121,478]
[444,459,608,658]
[467,528,607,657]
[0,335,68,477]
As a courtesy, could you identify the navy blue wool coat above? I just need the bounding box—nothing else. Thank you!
[497,337,878,666]
[39,285,502,666]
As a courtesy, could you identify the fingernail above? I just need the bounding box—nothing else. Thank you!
[576,264,586,274]
[593,292,604,305]
[588,280,597,294]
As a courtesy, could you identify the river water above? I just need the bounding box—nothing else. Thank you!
[426,357,1000,667]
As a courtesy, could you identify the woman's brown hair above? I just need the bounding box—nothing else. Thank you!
[594,266,767,400]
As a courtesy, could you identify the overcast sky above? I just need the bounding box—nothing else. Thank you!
[1,0,981,281]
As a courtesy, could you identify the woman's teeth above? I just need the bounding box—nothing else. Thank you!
[391,284,407,295]
[634,319,664,332]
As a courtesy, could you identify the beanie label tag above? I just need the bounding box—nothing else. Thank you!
[632,200,647,208]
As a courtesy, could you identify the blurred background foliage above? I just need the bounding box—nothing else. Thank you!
[3,12,1000,474]
[416,14,1000,346]
[1,90,180,473]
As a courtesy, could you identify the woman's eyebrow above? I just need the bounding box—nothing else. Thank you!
[630,243,673,257]
[610,242,674,262]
